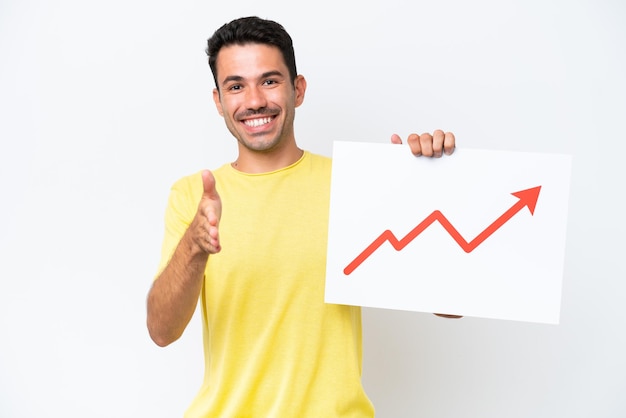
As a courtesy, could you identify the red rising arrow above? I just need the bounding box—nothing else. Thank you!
[343,186,542,275]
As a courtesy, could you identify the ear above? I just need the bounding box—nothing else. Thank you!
[294,75,307,108]
[213,88,224,116]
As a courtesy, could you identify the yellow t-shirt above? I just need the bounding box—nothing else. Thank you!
[157,152,374,417]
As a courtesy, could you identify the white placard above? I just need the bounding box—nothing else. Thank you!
[325,141,572,324]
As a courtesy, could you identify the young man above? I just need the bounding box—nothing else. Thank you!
[147,16,455,417]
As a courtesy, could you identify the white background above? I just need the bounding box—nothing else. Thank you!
[1,0,624,416]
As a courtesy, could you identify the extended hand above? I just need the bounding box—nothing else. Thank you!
[391,130,455,157]
[188,170,222,254]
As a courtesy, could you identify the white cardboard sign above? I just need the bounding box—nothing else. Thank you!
[325,141,572,324]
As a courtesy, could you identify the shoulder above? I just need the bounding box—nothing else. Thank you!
[165,172,203,216]
[307,151,331,164]
[297,152,332,193]
[171,163,231,193]
[170,171,202,195]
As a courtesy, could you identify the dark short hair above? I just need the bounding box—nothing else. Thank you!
[206,16,298,90]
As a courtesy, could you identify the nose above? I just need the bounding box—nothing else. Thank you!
[244,85,267,110]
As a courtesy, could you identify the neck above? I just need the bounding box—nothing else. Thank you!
[232,144,304,174]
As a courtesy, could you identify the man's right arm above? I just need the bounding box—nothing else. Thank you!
[146,170,222,347]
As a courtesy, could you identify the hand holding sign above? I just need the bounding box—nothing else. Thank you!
[390,130,456,157]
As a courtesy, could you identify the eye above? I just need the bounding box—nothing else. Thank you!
[262,79,277,86]
[227,84,242,91]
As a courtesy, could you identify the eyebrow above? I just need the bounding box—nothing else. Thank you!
[221,71,286,87]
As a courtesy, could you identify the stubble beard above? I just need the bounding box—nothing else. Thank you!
[231,108,295,154]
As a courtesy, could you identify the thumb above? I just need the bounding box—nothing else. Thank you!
[390,133,402,144]
[201,170,218,199]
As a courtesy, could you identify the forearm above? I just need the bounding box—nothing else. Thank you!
[147,233,209,347]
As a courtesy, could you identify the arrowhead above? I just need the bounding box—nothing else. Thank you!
[511,186,542,215]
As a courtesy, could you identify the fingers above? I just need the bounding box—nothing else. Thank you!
[195,205,221,254]
[203,222,221,253]
[434,313,464,319]
[192,202,221,254]
[443,131,455,155]
[432,130,445,157]
[188,211,221,255]
[407,133,430,156]
[403,130,455,157]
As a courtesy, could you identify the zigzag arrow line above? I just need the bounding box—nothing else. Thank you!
[343,186,542,275]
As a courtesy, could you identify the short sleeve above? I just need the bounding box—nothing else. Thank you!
[154,172,203,278]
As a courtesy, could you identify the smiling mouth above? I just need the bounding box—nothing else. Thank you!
[242,116,274,128]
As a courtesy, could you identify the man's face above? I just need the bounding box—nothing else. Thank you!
[212,43,306,154]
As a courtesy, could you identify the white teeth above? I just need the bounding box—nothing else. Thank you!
[244,117,272,127]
